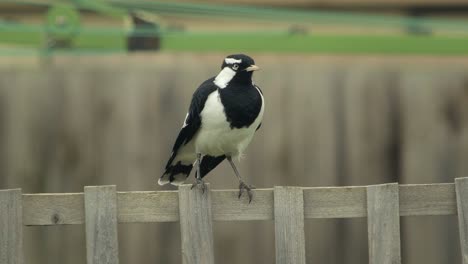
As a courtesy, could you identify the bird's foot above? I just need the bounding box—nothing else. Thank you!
[191,177,207,194]
[238,181,255,203]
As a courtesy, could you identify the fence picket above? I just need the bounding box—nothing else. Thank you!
[84,186,119,264]
[367,183,401,264]
[274,186,306,264]
[456,177,468,264]
[178,184,215,264]
[0,189,23,264]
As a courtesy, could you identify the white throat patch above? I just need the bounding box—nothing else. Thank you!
[214,67,236,88]
[225,58,242,64]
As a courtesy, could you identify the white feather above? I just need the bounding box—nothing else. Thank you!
[213,67,236,89]
[182,113,189,128]
[158,177,170,185]
[194,90,264,158]
[224,58,242,64]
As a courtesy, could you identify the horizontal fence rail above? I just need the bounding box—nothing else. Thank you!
[1,178,468,264]
[20,183,456,225]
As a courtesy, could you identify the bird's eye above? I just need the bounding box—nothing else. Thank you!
[232,64,239,70]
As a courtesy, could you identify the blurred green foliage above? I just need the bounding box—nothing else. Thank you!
[2,0,468,55]
[2,25,468,55]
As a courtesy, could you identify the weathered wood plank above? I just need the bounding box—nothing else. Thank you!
[456,177,468,264]
[399,183,456,216]
[212,188,274,221]
[274,187,306,264]
[118,191,179,222]
[0,189,23,264]
[23,193,85,225]
[303,186,367,218]
[84,186,119,264]
[367,183,401,264]
[21,183,459,225]
[178,184,215,264]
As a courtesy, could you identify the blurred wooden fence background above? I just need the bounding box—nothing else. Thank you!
[3,179,468,264]
[0,53,467,263]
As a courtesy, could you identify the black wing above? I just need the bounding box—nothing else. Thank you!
[164,78,218,169]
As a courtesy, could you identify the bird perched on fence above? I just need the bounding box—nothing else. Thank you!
[158,54,264,202]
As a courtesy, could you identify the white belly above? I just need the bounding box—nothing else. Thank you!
[195,89,264,157]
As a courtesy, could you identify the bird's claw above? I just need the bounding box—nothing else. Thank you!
[238,181,255,203]
[191,178,207,194]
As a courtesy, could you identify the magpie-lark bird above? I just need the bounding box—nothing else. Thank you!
[158,54,264,202]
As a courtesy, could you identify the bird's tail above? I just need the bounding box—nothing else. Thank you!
[158,153,226,186]
[158,151,195,186]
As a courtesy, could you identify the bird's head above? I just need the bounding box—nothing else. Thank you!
[215,54,259,88]
[221,54,259,73]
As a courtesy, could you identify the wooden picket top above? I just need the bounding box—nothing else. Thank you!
[274,186,306,264]
[367,183,401,264]
[456,178,468,264]
[0,189,23,264]
[84,186,119,264]
[1,178,468,263]
[178,184,215,264]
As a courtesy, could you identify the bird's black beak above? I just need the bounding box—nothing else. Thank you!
[245,65,260,72]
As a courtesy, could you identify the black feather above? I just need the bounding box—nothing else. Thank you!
[199,155,226,178]
[167,162,193,181]
[219,82,263,129]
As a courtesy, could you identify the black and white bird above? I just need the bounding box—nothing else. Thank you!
[158,54,264,202]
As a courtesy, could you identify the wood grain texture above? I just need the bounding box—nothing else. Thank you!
[178,184,215,264]
[456,178,468,264]
[84,186,119,264]
[274,187,306,264]
[212,188,273,220]
[399,183,456,216]
[303,186,367,218]
[19,183,461,225]
[0,189,23,264]
[367,183,401,264]
[118,191,179,222]
[23,193,84,225]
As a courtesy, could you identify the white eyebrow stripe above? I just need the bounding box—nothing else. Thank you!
[225,58,242,64]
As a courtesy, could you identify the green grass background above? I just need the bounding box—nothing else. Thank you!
[2,25,468,55]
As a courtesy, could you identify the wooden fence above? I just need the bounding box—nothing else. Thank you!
[2,178,468,264]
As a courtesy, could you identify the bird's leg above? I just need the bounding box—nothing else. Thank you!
[191,153,206,193]
[227,156,255,203]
